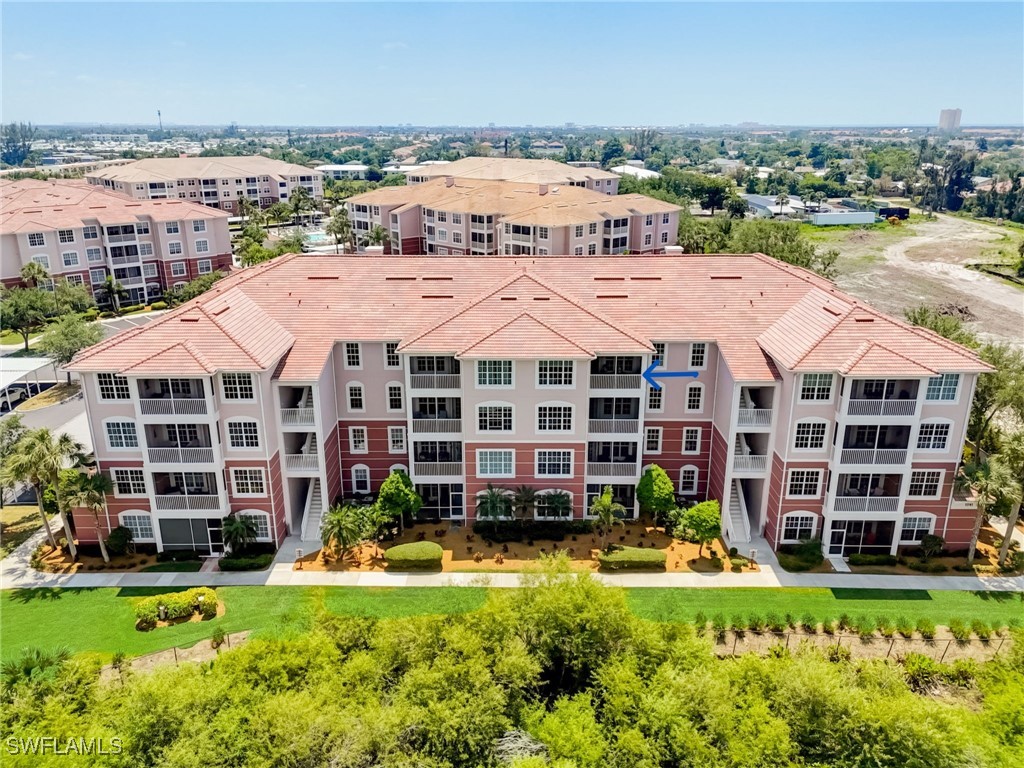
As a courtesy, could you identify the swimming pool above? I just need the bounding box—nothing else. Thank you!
[305,231,328,243]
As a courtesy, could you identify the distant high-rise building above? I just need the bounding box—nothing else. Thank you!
[938,108,962,132]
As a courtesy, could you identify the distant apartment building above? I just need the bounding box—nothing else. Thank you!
[86,156,323,213]
[939,108,962,132]
[405,157,621,195]
[1,179,231,305]
[68,253,986,559]
[346,177,681,256]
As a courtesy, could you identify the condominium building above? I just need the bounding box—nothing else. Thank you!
[1,179,231,306]
[938,108,962,133]
[346,177,681,255]
[86,156,323,212]
[68,253,987,559]
[406,157,622,195]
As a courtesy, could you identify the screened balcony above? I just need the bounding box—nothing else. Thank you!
[846,378,920,416]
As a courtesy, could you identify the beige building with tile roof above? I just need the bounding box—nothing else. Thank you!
[86,156,323,213]
[407,157,621,194]
[1,179,231,305]
[68,253,986,560]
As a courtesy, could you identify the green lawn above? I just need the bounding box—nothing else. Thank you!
[1,505,43,559]
[2,586,1021,662]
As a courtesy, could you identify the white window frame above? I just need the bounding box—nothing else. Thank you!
[536,402,574,433]
[352,464,371,494]
[226,418,261,450]
[785,469,822,499]
[384,341,402,369]
[647,386,664,413]
[195,240,210,254]
[58,228,75,244]
[535,449,573,478]
[907,470,944,500]
[477,448,515,478]
[925,373,960,403]
[119,512,154,541]
[685,383,704,413]
[168,242,183,257]
[97,373,131,401]
[27,232,45,247]
[142,263,158,278]
[61,251,80,268]
[112,469,147,497]
[170,260,186,277]
[780,511,817,543]
[679,465,699,495]
[793,419,828,451]
[536,360,574,388]
[221,373,255,401]
[347,382,365,413]
[104,419,139,450]
[535,489,574,521]
[652,342,666,368]
[477,402,514,433]
[916,419,953,452]
[31,254,50,269]
[239,511,271,541]
[476,359,513,389]
[86,247,103,262]
[645,427,662,454]
[689,342,707,370]
[138,242,154,257]
[165,221,180,235]
[899,513,936,544]
[231,468,267,497]
[682,427,701,455]
[348,426,369,454]
[192,219,207,233]
[388,426,406,454]
[386,382,404,413]
[344,342,362,370]
[799,373,834,403]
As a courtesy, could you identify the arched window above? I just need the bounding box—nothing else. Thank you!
[389,464,408,474]
[535,489,574,520]
[679,465,699,495]
[237,510,272,541]
[347,382,365,412]
[780,511,817,543]
[916,419,953,452]
[900,512,936,544]
[475,487,514,520]
[351,464,371,494]
[793,418,828,450]
[119,511,154,542]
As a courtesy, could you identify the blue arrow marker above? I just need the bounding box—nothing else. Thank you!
[643,359,699,390]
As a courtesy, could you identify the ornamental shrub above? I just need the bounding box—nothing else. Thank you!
[848,553,897,567]
[385,541,443,570]
[135,587,217,629]
[218,554,274,571]
[908,559,948,573]
[597,546,666,571]
[105,526,133,556]
[149,301,168,310]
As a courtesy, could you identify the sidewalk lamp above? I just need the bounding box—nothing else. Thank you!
[158,604,167,621]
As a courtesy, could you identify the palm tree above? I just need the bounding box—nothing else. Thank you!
[0,428,85,557]
[956,457,1022,564]
[96,276,127,316]
[774,191,789,217]
[222,513,258,555]
[236,195,265,228]
[541,490,573,520]
[320,503,364,559]
[362,224,390,249]
[19,261,49,288]
[511,485,538,520]
[476,483,511,521]
[325,206,352,254]
[67,472,113,563]
[996,432,1024,566]
[1,646,71,690]
[288,185,314,224]
[265,202,291,230]
[589,485,626,551]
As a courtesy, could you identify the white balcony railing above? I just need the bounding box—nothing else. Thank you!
[833,496,901,512]
[839,448,908,465]
[109,254,141,266]
[588,419,639,434]
[409,373,461,389]
[105,233,137,244]
[737,408,773,427]
[281,407,315,426]
[589,374,641,390]
[413,462,463,476]
[147,447,215,464]
[411,418,462,433]
[733,455,769,473]
[587,462,638,477]
[285,453,320,471]
[154,494,220,511]
[847,399,917,416]
[139,398,209,415]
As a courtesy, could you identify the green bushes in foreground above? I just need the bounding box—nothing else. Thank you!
[3,562,1022,768]
[384,540,443,569]
[134,587,216,629]
[597,545,667,571]
[217,554,274,571]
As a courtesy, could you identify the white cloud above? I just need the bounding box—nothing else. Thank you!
[11,52,32,61]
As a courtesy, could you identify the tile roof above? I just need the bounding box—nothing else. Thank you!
[68,253,990,383]
[0,178,228,234]
[408,157,620,184]
[85,155,318,183]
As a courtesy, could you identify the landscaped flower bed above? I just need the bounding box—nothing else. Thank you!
[384,541,444,570]
[134,587,218,630]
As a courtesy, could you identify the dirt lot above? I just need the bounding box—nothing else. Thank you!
[822,214,1024,346]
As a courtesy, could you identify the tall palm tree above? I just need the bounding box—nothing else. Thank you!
[236,195,265,228]
[96,276,127,316]
[288,185,314,224]
[320,503,363,559]
[996,432,1024,566]
[511,485,538,520]
[956,457,1022,564]
[0,433,58,550]
[325,206,352,254]
[67,472,113,563]
[476,483,511,521]
[19,261,49,288]
[774,191,789,217]
[589,485,626,551]
[362,224,390,248]
[222,513,258,555]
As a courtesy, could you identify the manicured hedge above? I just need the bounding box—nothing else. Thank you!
[135,587,217,629]
[848,553,898,566]
[597,546,667,571]
[776,540,825,572]
[218,554,274,571]
[385,541,443,570]
[149,301,168,310]
[472,519,594,543]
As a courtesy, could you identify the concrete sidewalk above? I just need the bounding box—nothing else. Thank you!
[3,533,1023,592]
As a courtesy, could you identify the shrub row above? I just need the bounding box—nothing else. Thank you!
[471,519,594,543]
[150,301,168,310]
[135,587,217,629]
[218,554,274,571]
[848,553,898,567]
[597,546,667,571]
[776,539,825,571]
[385,541,443,569]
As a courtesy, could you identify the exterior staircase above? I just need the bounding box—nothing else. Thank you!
[301,479,323,541]
[727,479,751,544]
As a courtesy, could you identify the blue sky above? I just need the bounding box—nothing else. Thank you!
[3,2,1021,127]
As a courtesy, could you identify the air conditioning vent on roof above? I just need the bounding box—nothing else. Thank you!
[422,295,454,299]
[629,276,661,281]
[854,317,874,323]
[180,317,199,323]
[385,276,416,281]
[709,275,742,280]
[533,297,550,301]
[823,306,843,317]
[500,297,517,301]
[307,275,340,280]
[596,294,629,299]
[422,276,453,281]
[211,306,230,316]
[594,276,625,281]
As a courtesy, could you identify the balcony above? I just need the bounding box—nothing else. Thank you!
[140,398,208,415]
[147,447,215,464]
[105,233,137,244]
[589,374,641,390]
[285,453,320,472]
[409,373,461,389]
[411,418,462,433]
[588,419,639,434]
[737,408,773,427]
[587,462,638,477]
[281,407,315,426]
[733,455,768,473]
[414,462,463,476]
[833,496,901,512]
[839,448,908,465]
[846,379,920,416]
[109,254,141,267]
[847,399,917,416]
[154,494,221,511]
